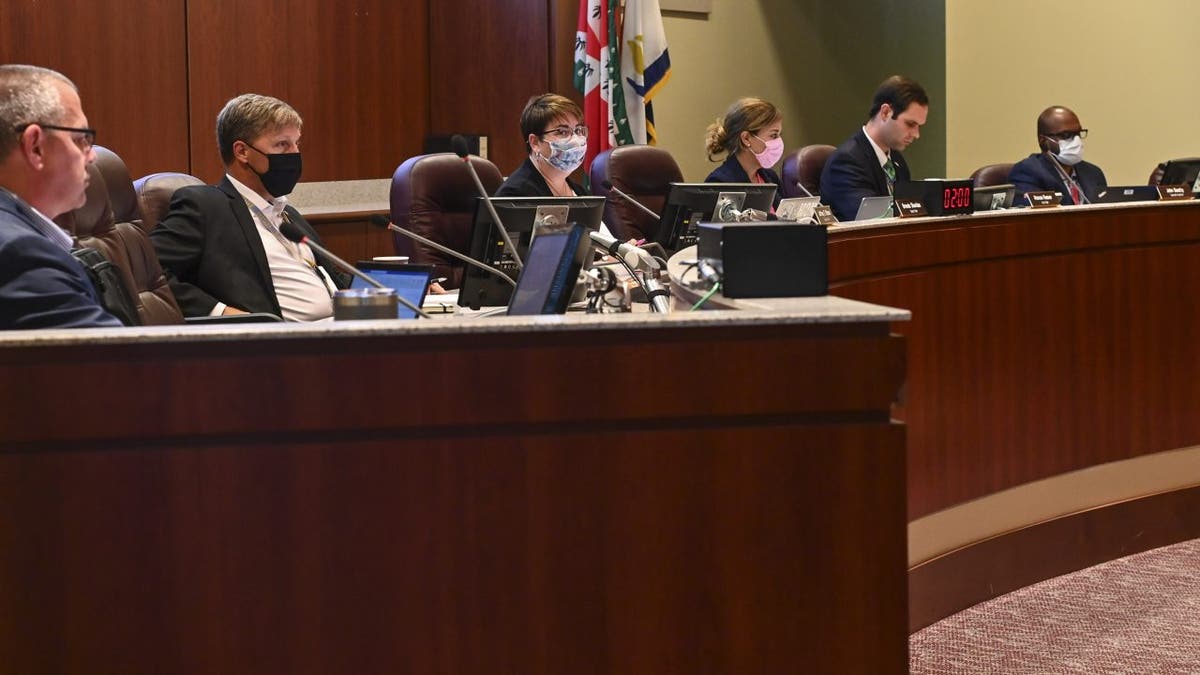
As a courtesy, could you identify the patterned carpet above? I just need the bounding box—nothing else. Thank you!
[910,538,1200,674]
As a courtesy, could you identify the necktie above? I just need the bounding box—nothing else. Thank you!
[1069,181,1081,205]
[883,157,897,194]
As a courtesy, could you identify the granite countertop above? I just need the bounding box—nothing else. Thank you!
[287,178,391,217]
[0,297,909,348]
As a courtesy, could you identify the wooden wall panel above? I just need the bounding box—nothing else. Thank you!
[828,203,1200,519]
[429,0,551,177]
[185,0,430,183]
[0,0,190,179]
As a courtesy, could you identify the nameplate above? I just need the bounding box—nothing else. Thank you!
[813,205,839,225]
[1157,184,1194,201]
[895,199,927,218]
[1026,191,1062,208]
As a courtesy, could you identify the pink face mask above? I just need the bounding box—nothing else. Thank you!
[750,135,784,169]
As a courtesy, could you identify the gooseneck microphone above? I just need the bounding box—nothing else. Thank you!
[451,134,523,270]
[792,180,816,199]
[277,216,431,319]
[600,180,660,221]
[368,215,517,289]
[586,230,670,313]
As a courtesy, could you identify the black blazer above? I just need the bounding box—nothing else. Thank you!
[704,154,783,208]
[820,129,911,221]
[495,157,586,197]
[0,190,121,329]
[1009,153,1107,205]
[150,176,349,318]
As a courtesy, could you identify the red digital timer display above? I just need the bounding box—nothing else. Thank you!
[943,186,972,211]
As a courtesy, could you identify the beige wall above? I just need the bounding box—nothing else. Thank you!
[946,1,1200,185]
[652,0,947,183]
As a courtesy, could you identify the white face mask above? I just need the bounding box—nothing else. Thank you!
[1053,135,1084,166]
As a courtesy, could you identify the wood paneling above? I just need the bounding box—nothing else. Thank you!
[185,0,430,183]
[307,211,394,263]
[0,319,908,674]
[0,0,189,179]
[828,203,1200,519]
[429,0,551,176]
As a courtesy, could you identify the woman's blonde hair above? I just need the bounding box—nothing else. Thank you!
[704,97,780,161]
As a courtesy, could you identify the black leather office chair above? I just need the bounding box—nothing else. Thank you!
[970,163,1015,188]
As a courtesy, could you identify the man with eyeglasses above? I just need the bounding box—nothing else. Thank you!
[0,64,121,329]
[1010,106,1107,206]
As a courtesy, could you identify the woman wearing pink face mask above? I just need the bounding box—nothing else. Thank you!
[703,97,784,209]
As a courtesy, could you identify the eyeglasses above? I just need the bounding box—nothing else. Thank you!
[15,123,97,152]
[1044,129,1088,141]
[540,125,588,141]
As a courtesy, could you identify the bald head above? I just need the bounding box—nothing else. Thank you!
[1036,106,1083,153]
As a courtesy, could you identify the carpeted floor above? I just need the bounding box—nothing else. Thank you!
[910,538,1200,674]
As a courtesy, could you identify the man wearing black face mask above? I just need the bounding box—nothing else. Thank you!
[151,93,349,319]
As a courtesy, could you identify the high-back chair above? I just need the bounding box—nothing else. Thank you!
[588,145,683,242]
[55,146,183,325]
[389,153,503,288]
[780,144,836,199]
[970,163,1015,188]
[134,171,206,234]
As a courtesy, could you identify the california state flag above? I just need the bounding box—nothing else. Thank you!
[574,0,631,171]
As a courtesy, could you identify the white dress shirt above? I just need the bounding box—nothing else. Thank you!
[225,175,334,321]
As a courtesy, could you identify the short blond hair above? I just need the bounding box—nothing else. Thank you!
[216,93,302,164]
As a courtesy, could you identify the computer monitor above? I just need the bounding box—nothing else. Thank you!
[349,262,435,319]
[506,223,591,316]
[654,182,777,252]
[1159,158,1200,192]
[459,196,605,309]
[973,184,1016,211]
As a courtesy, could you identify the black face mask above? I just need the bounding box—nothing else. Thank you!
[244,143,302,198]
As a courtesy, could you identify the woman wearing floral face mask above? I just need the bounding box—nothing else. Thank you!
[703,97,784,208]
[496,93,589,198]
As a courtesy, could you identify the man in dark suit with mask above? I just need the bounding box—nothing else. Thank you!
[1009,106,1106,206]
[820,76,929,222]
[151,94,348,320]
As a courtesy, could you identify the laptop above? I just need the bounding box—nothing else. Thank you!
[776,196,821,223]
[350,262,435,319]
[854,195,895,221]
[1094,185,1160,204]
[973,184,1016,211]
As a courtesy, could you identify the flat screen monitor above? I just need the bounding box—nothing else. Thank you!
[1159,158,1200,192]
[349,262,435,319]
[973,184,1016,211]
[507,224,591,316]
[459,196,605,309]
[655,182,777,252]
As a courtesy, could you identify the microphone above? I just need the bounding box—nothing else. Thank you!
[278,216,431,319]
[793,180,816,199]
[588,230,661,271]
[368,215,516,289]
[600,179,660,221]
[451,134,523,270]
[587,230,669,313]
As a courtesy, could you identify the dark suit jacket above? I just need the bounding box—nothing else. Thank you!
[1009,153,1107,205]
[820,129,911,221]
[0,190,121,330]
[150,176,349,318]
[704,154,783,208]
[495,157,586,197]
